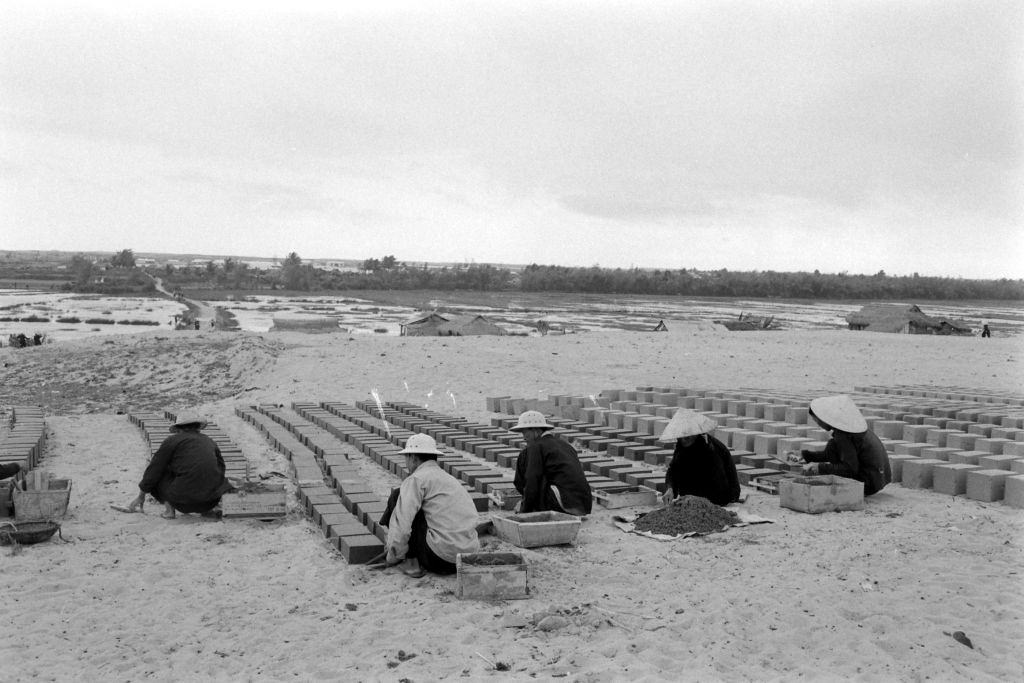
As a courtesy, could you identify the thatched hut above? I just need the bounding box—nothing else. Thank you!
[400,312,448,336]
[845,304,972,335]
[401,312,505,336]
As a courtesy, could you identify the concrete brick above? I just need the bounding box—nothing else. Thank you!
[949,450,986,466]
[312,502,349,526]
[925,429,960,447]
[873,420,906,440]
[965,469,1013,502]
[1011,459,1024,474]
[901,458,945,489]
[920,447,959,462]
[753,433,782,455]
[887,454,918,483]
[967,423,998,437]
[932,464,980,496]
[902,424,932,442]
[894,442,930,457]
[642,449,674,466]
[978,454,1020,470]
[1003,475,1024,508]
[336,534,385,564]
[731,430,760,452]
[974,438,1013,455]
[1002,441,1024,457]
[623,445,661,462]
[764,422,795,436]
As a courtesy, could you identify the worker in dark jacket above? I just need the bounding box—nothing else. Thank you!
[122,414,231,518]
[659,409,740,506]
[796,395,892,496]
[0,463,21,480]
[512,411,592,516]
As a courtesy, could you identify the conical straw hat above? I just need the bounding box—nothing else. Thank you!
[809,395,867,433]
[658,409,717,442]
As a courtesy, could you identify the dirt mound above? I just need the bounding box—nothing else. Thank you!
[0,332,285,414]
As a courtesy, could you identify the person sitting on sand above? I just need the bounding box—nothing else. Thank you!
[122,414,232,518]
[511,410,592,516]
[658,409,740,507]
[380,434,481,577]
[793,395,892,496]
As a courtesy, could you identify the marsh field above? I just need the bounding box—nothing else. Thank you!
[3,288,1022,341]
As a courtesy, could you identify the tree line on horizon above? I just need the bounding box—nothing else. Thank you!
[142,251,1023,301]
[5,248,1017,300]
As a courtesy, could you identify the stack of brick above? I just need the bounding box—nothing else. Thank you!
[0,405,46,474]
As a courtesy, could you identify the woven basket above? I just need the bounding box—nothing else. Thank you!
[0,520,61,546]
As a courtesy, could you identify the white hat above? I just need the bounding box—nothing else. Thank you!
[171,413,208,430]
[509,410,555,432]
[658,409,717,442]
[400,433,444,456]
[809,395,867,433]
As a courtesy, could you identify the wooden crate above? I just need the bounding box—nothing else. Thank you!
[13,478,71,522]
[779,475,863,514]
[592,485,658,509]
[221,484,287,519]
[456,552,530,600]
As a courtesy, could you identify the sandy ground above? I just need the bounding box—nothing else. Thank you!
[1,324,1023,682]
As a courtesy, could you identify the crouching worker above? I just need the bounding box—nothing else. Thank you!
[511,410,592,516]
[795,395,892,496]
[122,414,232,518]
[380,434,481,577]
[659,409,740,506]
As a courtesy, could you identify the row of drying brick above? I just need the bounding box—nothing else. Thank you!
[128,410,249,481]
[319,401,512,507]
[235,404,388,564]
[486,387,1024,504]
[889,452,1024,507]
[0,406,45,475]
[856,384,1024,407]
[376,400,672,495]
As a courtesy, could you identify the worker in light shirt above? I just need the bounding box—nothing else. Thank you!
[380,434,480,577]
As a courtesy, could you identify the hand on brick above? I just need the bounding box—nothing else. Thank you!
[801,463,822,476]
[784,451,804,464]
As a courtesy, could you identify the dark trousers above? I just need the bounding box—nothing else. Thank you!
[380,488,457,575]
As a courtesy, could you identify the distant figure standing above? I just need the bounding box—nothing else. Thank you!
[981,324,991,338]
[194,319,200,330]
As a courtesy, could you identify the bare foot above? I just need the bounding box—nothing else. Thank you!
[161,504,176,519]
[401,559,426,578]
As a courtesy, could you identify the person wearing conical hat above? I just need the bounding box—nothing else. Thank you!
[380,434,481,577]
[659,409,740,507]
[796,395,892,496]
[121,413,232,518]
[511,410,592,516]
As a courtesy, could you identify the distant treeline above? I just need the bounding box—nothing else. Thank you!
[153,252,1024,301]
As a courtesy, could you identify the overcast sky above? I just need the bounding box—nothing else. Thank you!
[2,0,1021,278]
